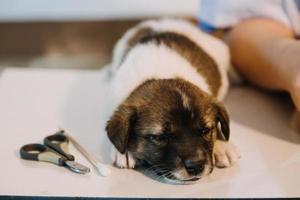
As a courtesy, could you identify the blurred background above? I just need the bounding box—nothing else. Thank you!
[0,0,198,69]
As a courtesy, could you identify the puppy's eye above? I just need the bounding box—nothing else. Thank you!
[199,127,211,135]
[148,133,170,144]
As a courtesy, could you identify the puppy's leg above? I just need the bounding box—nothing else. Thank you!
[111,146,136,168]
[214,140,241,168]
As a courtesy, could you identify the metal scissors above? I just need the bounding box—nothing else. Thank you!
[20,130,90,174]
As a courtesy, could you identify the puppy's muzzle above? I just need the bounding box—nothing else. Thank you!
[183,159,206,176]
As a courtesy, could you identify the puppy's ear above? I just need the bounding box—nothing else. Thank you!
[214,102,230,141]
[106,104,137,154]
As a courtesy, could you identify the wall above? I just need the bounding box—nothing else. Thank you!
[0,0,198,22]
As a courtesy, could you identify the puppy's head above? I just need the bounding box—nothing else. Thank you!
[106,79,229,184]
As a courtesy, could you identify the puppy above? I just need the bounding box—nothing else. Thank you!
[105,19,240,184]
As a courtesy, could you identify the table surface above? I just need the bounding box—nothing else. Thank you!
[0,67,299,198]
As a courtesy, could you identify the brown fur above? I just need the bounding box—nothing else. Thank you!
[122,27,156,63]
[122,27,221,96]
[106,78,229,180]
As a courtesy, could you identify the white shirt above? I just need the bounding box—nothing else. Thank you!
[199,0,300,37]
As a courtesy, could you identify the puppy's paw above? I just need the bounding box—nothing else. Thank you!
[214,140,241,168]
[112,147,136,169]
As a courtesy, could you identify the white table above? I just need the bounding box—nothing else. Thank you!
[0,67,299,198]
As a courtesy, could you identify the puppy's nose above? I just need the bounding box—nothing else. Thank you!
[183,160,205,175]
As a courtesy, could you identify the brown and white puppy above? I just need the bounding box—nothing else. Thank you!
[105,19,240,184]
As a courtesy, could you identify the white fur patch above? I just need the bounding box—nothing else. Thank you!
[214,140,241,168]
[175,88,191,111]
[111,18,230,101]
[107,43,211,118]
[111,146,136,169]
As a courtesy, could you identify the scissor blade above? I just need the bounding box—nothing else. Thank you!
[65,160,90,174]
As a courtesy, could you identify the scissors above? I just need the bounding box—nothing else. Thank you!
[20,130,90,174]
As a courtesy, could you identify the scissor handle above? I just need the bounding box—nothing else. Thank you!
[20,143,66,166]
[44,131,75,161]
